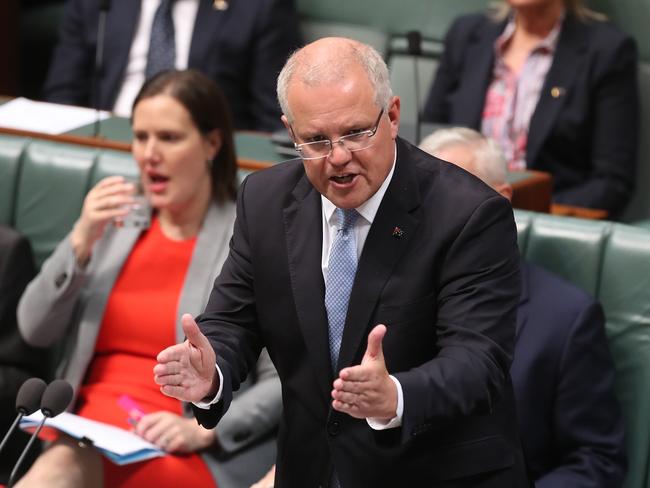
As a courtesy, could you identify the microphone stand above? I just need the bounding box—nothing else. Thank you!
[92,0,111,138]
[0,416,23,454]
[6,420,46,488]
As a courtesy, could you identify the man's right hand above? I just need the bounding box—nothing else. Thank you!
[154,314,219,403]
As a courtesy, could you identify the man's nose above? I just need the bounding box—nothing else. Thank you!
[327,141,352,166]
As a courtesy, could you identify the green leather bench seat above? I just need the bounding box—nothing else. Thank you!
[0,135,28,226]
[0,135,262,266]
[13,141,97,266]
[515,210,650,488]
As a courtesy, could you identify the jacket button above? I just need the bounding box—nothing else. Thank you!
[327,420,340,436]
[54,272,68,288]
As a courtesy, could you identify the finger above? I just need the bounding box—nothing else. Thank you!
[157,343,189,364]
[364,324,387,360]
[95,175,127,189]
[182,314,212,353]
[331,389,358,405]
[333,377,365,394]
[337,365,370,382]
[134,412,163,436]
[160,384,191,399]
[332,399,363,417]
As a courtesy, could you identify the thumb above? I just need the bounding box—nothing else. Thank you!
[364,324,387,361]
[182,313,211,351]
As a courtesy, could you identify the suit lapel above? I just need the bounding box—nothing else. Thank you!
[188,0,228,68]
[527,15,587,168]
[454,19,504,127]
[284,174,332,401]
[337,139,422,371]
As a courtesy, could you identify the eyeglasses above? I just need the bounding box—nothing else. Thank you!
[292,109,384,160]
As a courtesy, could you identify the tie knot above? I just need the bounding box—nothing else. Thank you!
[335,208,359,232]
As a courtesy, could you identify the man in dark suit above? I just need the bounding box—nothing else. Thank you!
[43,0,301,131]
[0,226,50,484]
[154,37,529,487]
[422,8,639,217]
[420,127,627,488]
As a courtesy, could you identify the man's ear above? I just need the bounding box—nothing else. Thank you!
[387,96,401,140]
[495,182,513,202]
[281,114,291,134]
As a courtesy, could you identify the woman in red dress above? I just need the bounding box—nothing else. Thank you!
[16,70,281,488]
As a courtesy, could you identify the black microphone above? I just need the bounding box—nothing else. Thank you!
[7,380,74,488]
[406,30,423,144]
[92,0,112,137]
[0,378,47,457]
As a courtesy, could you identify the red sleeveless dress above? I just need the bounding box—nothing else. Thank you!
[76,217,216,487]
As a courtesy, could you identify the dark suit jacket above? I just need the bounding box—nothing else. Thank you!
[43,0,301,131]
[193,138,529,487]
[513,262,626,487]
[0,227,49,484]
[423,13,639,217]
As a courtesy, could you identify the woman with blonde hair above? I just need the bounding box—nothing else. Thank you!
[424,0,639,218]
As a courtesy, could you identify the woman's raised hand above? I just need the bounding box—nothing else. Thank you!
[70,176,136,265]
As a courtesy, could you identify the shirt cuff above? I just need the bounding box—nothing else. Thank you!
[192,363,224,409]
[366,375,403,430]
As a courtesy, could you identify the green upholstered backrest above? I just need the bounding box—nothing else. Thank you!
[0,135,28,226]
[599,225,650,488]
[515,210,650,488]
[90,150,139,187]
[0,135,264,267]
[296,0,487,41]
[13,141,97,266]
[590,0,650,62]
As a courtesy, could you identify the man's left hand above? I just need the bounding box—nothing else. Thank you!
[331,324,397,420]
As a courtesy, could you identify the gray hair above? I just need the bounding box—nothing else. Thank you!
[277,38,393,123]
[489,0,606,21]
[419,127,507,187]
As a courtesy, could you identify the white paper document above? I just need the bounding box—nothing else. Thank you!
[21,411,165,465]
[0,97,109,135]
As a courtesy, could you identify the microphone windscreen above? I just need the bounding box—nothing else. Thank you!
[406,30,423,56]
[40,380,73,418]
[15,378,47,415]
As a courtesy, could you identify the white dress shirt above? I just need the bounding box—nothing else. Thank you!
[112,0,199,116]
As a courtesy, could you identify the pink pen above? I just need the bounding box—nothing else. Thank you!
[117,394,146,427]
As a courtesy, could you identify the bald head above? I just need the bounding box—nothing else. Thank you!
[277,37,392,123]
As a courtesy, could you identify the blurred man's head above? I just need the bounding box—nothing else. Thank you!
[419,127,513,201]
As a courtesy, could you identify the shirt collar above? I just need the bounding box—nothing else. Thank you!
[322,142,397,226]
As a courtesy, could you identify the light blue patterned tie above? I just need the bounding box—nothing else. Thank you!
[325,208,359,370]
[145,0,176,80]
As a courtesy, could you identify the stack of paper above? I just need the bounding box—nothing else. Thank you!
[21,411,165,465]
[0,98,109,135]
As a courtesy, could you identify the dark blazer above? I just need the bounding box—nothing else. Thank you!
[193,138,529,487]
[0,227,49,484]
[423,13,639,216]
[513,262,626,487]
[43,0,301,131]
